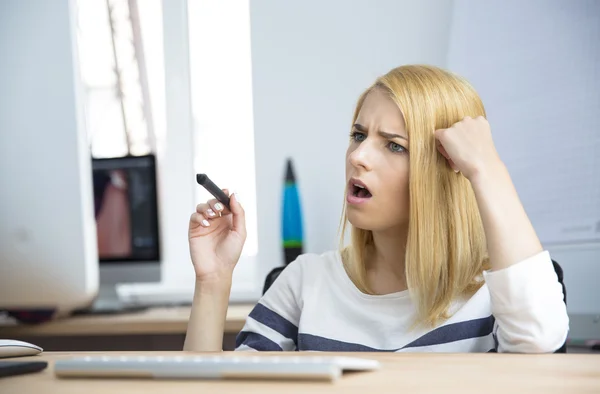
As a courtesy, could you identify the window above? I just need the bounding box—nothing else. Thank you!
[75,0,259,294]
[75,0,164,159]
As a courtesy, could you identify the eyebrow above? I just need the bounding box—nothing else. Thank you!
[353,123,408,142]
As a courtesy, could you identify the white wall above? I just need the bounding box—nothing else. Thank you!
[250,0,455,281]
[447,0,600,337]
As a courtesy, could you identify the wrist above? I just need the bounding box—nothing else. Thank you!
[469,159,508,190]
[195,274,233,295]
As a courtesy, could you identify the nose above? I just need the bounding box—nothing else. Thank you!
[348,141,373,172]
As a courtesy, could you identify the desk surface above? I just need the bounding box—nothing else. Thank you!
[0,305,253,337]
[1,351,599,393]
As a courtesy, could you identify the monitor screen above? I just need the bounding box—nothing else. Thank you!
[92,155,160,263]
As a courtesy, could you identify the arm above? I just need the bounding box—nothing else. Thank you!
[436,116,542,270]
[470,161,543,271]
[436,116,569,352]
[483,251,568,353]
[436,116,547,269]
[184,191,246,352]
[473,161,569,352]
[184,279,231,352]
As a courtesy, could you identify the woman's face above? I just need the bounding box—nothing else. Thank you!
[345,89,410,232]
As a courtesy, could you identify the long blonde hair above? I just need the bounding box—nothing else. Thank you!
[340,65,490,327]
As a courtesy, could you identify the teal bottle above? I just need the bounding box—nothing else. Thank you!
[262,158,304,294]
[282,158,304,265]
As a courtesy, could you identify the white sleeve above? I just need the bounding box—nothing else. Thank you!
[234,258,304,351]
[483,251,569,353]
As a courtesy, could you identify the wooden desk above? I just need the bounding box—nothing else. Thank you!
[0,305,254,351]
[1,351,599,393]
[0,305,253,336]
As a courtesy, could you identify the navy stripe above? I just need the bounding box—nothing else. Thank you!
[298,315,495,352]
[298,334,384,352]
[248,303,299,346]
[401,315,495,349]
[235,331,283,351]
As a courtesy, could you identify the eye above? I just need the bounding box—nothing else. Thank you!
[350,131,367,143]
[388,142,406,153]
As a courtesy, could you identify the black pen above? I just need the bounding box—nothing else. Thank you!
[196,174,231,211]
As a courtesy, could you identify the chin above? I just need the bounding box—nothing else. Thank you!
[347,209,377,231]
[347,208,406,233]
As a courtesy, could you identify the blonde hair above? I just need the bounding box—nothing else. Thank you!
[340,65,490,327]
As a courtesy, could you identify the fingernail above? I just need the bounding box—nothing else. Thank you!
[201,219,210,227]
[206,209,215,217]
[214,203,224,211]
[233,192,241,204]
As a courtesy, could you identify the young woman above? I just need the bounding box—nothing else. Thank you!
[184,65,568,353]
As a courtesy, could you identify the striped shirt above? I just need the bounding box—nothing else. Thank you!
[235,250,569,353]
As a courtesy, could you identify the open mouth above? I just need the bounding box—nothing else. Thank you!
[348,178,373,202]
[350,183,372,198]
[347,178,372,205]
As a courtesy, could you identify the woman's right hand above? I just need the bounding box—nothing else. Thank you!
[188,190,246,284]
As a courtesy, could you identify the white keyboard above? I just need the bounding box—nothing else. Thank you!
[54,355,381,382]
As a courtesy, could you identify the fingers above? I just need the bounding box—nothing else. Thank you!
[437,144,459,173]
[437,144,450,160]
[195,202,221,227]
[190,212,210,228]
[434,127,444,139]
[208,198,229,216]
[192,188,246,236]
[435,129,459,173]
[206,188,231,216]
[193,188,234,228]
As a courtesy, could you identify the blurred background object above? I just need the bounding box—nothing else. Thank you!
[282,158,304,267]
[263,158,304,294]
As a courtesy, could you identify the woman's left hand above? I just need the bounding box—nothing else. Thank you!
[434,116,502,182]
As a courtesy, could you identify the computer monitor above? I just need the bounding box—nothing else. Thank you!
[90,155,161,311]
[0,0,98,312]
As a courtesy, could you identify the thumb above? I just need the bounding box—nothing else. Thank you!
[229,193,246,237]
[437,144,450,161]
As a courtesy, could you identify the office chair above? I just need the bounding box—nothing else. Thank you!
[262,266,286,295]
[262,259,568,353]
[551,259,567,353]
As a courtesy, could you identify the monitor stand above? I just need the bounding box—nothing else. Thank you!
[74,285,148,315]
[78,262,161,315]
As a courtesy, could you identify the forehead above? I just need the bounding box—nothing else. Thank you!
[356,89,406,132]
